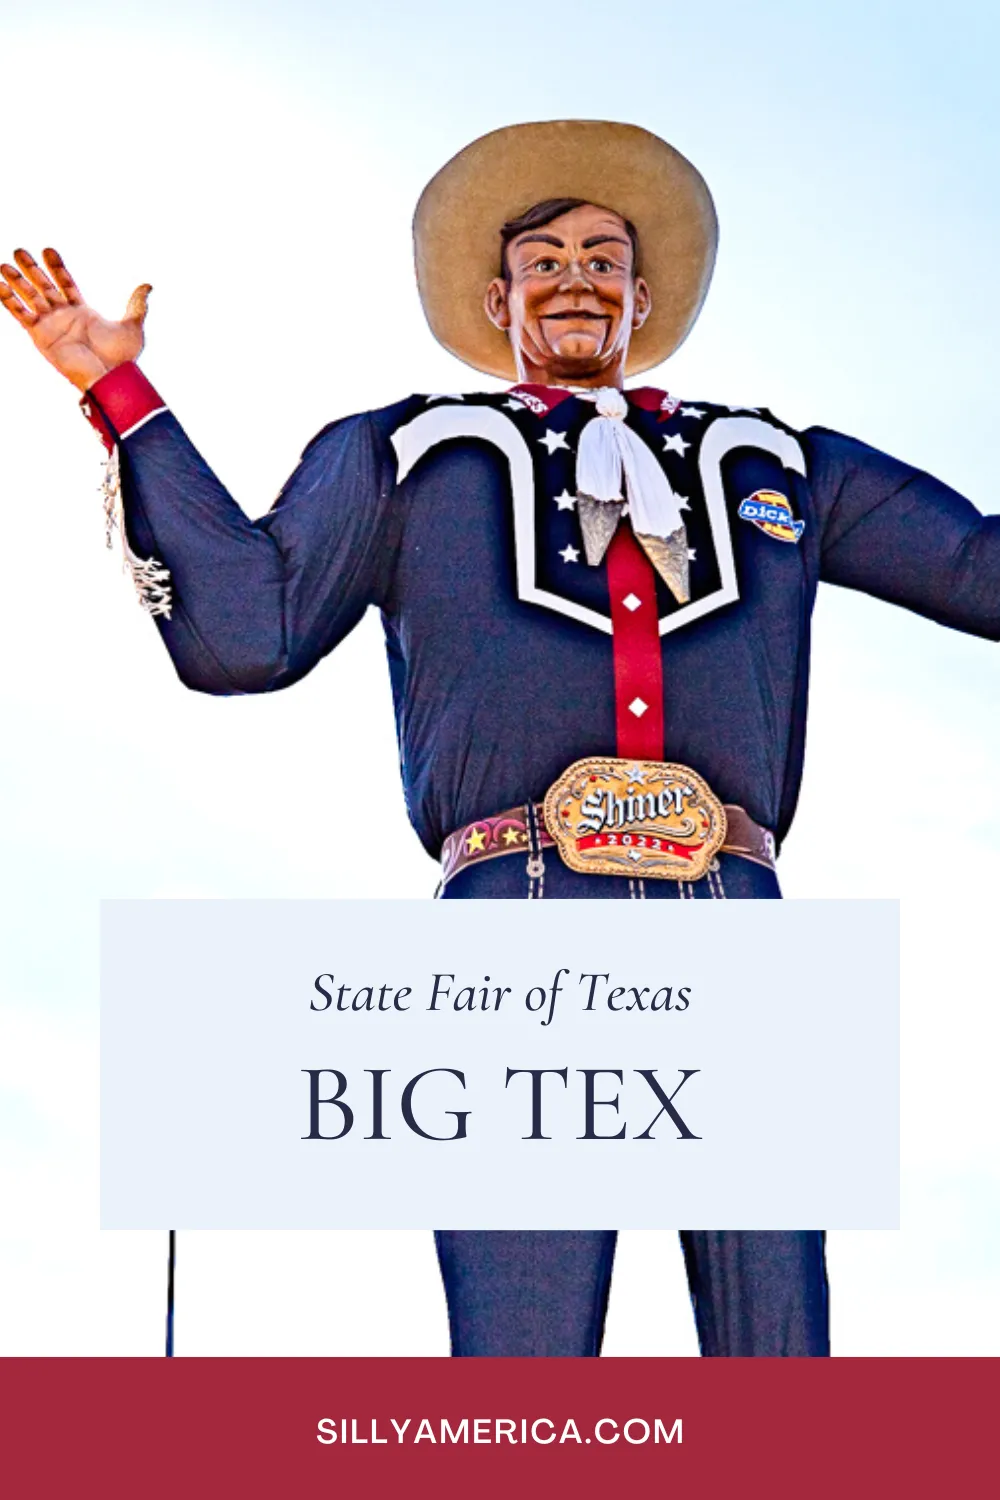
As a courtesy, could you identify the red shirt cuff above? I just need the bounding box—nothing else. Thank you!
[80,363,167,451]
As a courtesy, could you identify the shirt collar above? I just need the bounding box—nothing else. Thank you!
[507,382,673,417]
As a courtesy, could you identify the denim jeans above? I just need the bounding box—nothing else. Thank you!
[436,849,829,1357]
[435,1228,829,1356]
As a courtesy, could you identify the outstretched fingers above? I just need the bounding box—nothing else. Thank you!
[0,269,39,327]
[13,248,64,308]
[2,254,54,318]
[41,248,83,305]
[0,246,83,332]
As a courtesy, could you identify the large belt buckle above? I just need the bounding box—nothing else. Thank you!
[543,756,727,882]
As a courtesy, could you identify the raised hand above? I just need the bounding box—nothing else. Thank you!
[0,248,152,392]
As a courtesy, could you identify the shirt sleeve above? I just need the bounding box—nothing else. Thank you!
[802,425,999,641]
[83,363,402,694]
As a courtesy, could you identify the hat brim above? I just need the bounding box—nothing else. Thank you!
[413,120,718,380]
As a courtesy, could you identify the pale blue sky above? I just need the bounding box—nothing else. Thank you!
[0,0,997,1354]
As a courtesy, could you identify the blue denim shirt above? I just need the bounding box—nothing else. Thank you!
[97,384,999,859]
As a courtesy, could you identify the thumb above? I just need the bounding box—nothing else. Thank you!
[124,282,153,325]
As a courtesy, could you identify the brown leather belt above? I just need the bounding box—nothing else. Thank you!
[441,801,776,888]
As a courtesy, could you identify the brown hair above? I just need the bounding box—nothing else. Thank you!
[499,197,641,281]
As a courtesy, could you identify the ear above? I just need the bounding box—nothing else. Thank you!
[631,276,652,331]
[484,276,511,331]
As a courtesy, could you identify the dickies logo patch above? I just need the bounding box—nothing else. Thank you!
[738,489,804,544]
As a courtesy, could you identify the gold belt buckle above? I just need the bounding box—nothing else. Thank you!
[543,756,728,882]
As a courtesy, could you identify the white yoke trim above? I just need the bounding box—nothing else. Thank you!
[390,404,807,639]
[676,417,806,638]
[392,404,616,635]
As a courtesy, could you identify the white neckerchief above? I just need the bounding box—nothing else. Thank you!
[574,387,684,541]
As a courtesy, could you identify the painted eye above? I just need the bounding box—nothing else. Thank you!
[533,258,560,273]
[588,257,614,273]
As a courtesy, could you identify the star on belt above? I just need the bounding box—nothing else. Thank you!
[571,387,691,604]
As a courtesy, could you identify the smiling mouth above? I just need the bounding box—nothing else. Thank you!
[544,311,608,321]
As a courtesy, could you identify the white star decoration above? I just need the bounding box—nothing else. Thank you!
[559,544,580,564]
[540,429,570,455]
[553,490,577,511]
[662,433,690,456]
[687,548,697,561]
[425,393,465,403]
[679,406,706,419]
[504,397,526,411]
[625,763,646,784]
[676,495,691,511]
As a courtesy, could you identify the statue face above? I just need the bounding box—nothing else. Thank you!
[484,202,651,385]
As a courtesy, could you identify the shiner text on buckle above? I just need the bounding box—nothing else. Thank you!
[543,756,728,882]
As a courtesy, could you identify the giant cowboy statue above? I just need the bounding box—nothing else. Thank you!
[3,121,997,1359]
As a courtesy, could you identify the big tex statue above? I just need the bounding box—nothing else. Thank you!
[4,121,997,1357]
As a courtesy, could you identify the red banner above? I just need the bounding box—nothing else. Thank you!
[1,1356,995,1497]
[576,833,703,859]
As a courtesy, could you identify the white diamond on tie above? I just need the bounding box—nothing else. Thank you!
[628,697,649,718]
[622,593,642,612]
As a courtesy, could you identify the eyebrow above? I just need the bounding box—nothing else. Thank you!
[513,232,631,252]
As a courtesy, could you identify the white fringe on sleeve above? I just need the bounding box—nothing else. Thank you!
[101,445,173,619]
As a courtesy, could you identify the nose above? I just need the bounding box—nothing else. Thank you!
[558,257,593,294]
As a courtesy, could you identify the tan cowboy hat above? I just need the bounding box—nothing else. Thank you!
[413,119,718,380]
